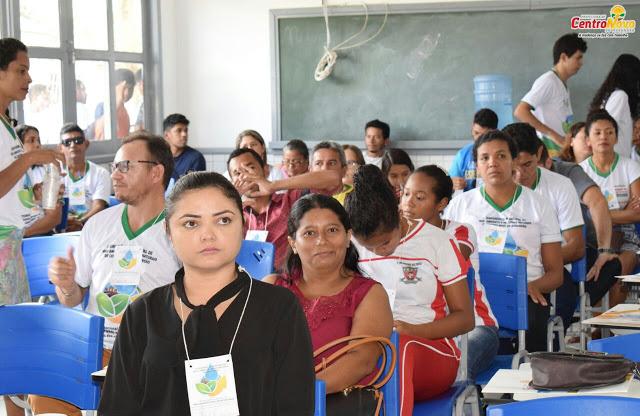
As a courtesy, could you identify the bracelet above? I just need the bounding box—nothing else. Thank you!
[59,284,78,298]
[597,247,617,254]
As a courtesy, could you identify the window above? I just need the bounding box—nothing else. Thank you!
[2,0,161,144]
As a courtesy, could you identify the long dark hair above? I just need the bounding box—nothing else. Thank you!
[345,164,399,239]
[590,54,640,118]
[285,193,360,277]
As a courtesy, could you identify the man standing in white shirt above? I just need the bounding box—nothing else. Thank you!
[363,119,390,168]
[514,33,587,157]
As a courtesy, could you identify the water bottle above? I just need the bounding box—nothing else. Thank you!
[42,163,61,210]
[473,74,513,128]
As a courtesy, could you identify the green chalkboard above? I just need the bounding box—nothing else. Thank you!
[276,4,640,143]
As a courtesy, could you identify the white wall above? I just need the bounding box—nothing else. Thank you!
[160,0,484,149]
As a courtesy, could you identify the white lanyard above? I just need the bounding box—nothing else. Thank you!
[179,274,253,365]
[249,204,270,232]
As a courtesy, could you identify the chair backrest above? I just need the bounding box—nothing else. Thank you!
[236,240,275,280]
[478,253,528,332]
[22,234,80,298]
[486,396,640,415]
[108,195,121,207]
[588,333,640,361]
[0,304,104,410]
[314,380,326,416]
[381,331,401,416]
[55,197,70,232]
[571,227,587,283]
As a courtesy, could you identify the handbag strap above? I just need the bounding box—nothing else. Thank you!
[313,335,397,390]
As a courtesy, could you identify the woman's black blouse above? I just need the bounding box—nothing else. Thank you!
[98,271,315,415]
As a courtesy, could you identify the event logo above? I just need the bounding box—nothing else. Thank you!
[484,230,503,247]
[96,284,141,324]
[571,5,636,38]
[196,365,228,397]
[118,249,138,270]
[71,187,83,198]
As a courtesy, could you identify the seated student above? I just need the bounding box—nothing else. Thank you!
[514,33,587,157]
[449,108,499,192]
[559,122,591,164]
[589,54,640,159]
[163,113,206,181]
[264,194,392,393]
[16,125,63,237]
[227,148,341,271]
[381,148,414,199]
[506,123,585,332]
[99,172,315,415]
[540,140,622,311]
[311,141,353,205]
[342,144,365,186]
[445,130,563,352]
[281,139,309,177]
[345,165,474,416]
[363,119,390,168]
[59,123,111,231]
[579,110,640,281]
[401,165,498,381]
[235,129,285,182]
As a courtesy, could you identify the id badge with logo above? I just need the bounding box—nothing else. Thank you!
[245,230,269,242]
[113,245,144,275]
[479,225,507,254]
[604,189,621,210]
[69,178,86,207]
[184,355,240,416]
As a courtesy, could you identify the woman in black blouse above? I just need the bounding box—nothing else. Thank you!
[99,172,315,415]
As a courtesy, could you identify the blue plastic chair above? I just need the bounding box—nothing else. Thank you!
[314,380,326,416]
[588,333,640,361]
[486,396,640,415]
[0,303,104,414]
[475,253,528,386]
[108,195,121,207]
[570,255,588,349]
[237,239,275,280]
[22,233,80,300]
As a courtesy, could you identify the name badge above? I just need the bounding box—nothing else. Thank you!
[604,190,621,210]
[184,355,240,416]
[113,245,145,275]
[69,179,86,207]
[479,225,507,254]
[245,230,269,242]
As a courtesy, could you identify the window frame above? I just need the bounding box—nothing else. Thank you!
[0,0,163,150]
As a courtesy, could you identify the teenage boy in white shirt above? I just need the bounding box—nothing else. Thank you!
[514,33,587,157]
[363,119,390,168]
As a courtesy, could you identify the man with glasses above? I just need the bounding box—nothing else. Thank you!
[32,132,180,416]
[59,123,111,231]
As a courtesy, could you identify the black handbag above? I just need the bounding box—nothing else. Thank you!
[529,351,638,390]
[314,335,397,416]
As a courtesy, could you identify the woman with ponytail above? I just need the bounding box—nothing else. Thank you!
[345,165,474,416]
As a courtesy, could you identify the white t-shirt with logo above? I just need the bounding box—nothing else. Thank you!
[445,186,561,281]
[443,219,497,327]
[605,89,633,159]
[75,204,180,349]
[521,70,573,154]
[64,161,111,215]
[532,167,584,233]
[353,220,467,328]
[579,154,640,235]
[0,119,40,230]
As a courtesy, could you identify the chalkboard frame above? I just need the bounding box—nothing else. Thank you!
[269,0,640,151]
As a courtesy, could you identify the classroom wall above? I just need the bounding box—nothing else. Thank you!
[159,0,485,150]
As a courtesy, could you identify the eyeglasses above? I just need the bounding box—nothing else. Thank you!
[61,136,85,147]
[110,160,159,173]
[282,158,306,166]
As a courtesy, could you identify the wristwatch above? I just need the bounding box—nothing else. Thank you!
[597,247,617,254]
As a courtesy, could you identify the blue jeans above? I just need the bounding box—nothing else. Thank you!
[467,325,499,381]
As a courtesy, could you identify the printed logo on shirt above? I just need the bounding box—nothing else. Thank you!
[484,230,504,247]
[503,232,529,257]
[96,283,141,324]
[464,169,476,180]
[400,263,421,284]
[118,249,138,270]
[71,187,83,198]
[17,188,36,209]
[570,5,636,38]
[196,365,228,397]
